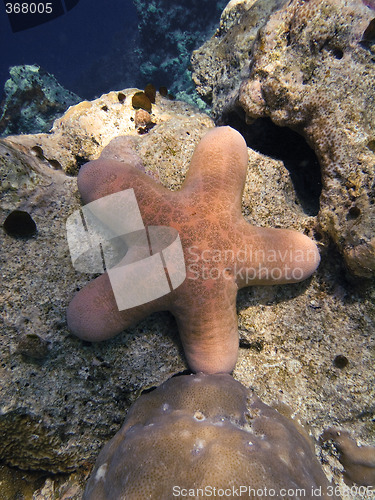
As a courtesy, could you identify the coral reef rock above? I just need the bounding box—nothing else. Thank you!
[0,84,374,496]
[191,0,287,118]
[192,0,375,279]
[83,373,337,499]
[0,65,81,136]
[2,87,212,176]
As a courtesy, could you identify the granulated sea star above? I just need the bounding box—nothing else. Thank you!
[67,127,320,373]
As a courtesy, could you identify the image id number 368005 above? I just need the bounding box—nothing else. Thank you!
[5,3,53,14]
[327,485,374,497]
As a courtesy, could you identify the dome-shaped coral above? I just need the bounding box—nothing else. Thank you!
[83,374,337,499]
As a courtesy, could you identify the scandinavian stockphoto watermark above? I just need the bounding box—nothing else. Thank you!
[66,188,186,311]
[186,245,319,283]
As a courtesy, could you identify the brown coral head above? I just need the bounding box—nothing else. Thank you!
[83,373,335,499]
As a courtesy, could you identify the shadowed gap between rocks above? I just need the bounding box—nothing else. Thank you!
[223,113,322,216]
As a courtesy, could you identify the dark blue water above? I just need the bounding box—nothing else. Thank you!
[0,0,139,99]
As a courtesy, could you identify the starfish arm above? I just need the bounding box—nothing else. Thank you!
[234,221,320,288]
[170,279,239,374]
[77,158,171,213]
[67,272,170,342]
[180,127,249,214]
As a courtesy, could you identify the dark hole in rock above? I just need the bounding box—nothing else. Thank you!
[3,210,37,237]
[47,158,62,170]
[347,206,361,219]
[333,354,349,368]
[361,18,375,49]
[363,18,375,41]
[224,114,322,216]
[117,92,126,103]
[239,338,263,351]
[332,47,343,59]
[314,229,323,241]
[31,145,44,159]
[75,155,88,169]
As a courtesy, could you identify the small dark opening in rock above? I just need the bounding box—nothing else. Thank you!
[224,114,322,216]
[239,338,264,351]
[3,210,37,237]
[286,30,291,46]
[31,145,44,159]
[362,18,375,45]
[75,155,88,168]
[117,92,126,103]
[333,49,344,59]
[314,229,323,241]
[347,206,361,219]
[333,354,349,369]
[48,159,62,170]
[332,48,343,59]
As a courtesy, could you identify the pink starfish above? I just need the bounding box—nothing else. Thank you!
[67,127,320,373]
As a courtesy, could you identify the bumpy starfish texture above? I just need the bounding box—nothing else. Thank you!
[67,127,320,374]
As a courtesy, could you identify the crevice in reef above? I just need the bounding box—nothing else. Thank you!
[223,113,322,216]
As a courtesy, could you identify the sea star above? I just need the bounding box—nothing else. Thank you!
[67,126,320,373]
